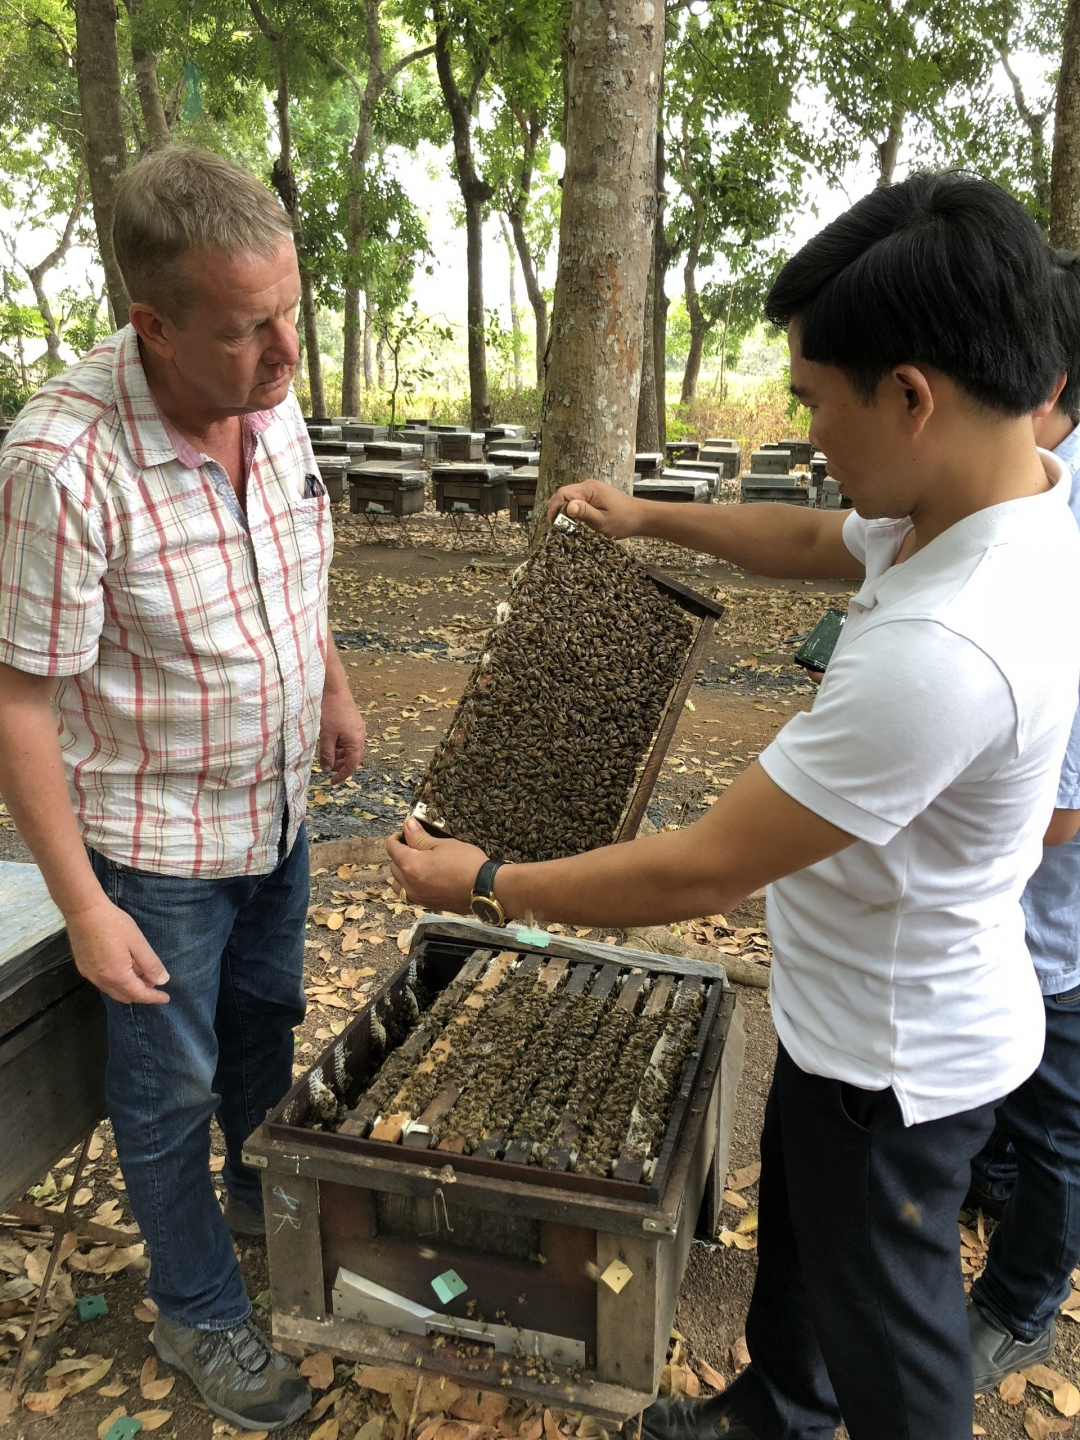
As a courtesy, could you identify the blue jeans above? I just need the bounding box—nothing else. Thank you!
[88,826,308,1330]
[970,984,1080,1340]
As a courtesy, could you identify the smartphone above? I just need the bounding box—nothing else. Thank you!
[793,608,847,673]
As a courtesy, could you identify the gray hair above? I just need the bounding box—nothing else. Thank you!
[112,146,294,318]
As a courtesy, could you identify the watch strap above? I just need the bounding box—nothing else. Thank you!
[473,859,505,900]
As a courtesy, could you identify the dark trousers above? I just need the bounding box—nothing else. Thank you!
[88,825,308,1329]
[970,984,1080,1340]
[726,1043,996,1440]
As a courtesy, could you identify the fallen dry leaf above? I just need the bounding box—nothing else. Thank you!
[133,1299,158,1323]
[450,1389,511,1426]
[519,1414,544,1440]
[1000,1373,1027,1405]
[419,1376,463,1413]
[1024,1366,1070,1392]
[354,1364,415,1395]
[722,1190,748,1210]
[87,1131,104,1161]
[307,1386,344,1422]
[726,1163,761,1192]
[1024,1408,1072,1438]
[97,1405,127,1437]
[23,1390,66,1414]
[0,1390,15,1426]
[97,1379,129,1398]
[698,1360,727,1393]
[73,1187,94,1206]
[327,913,344,931]
[973,1426,987,1435]
[309,1420,340,1440]
[735,1210,758,1235]
[300,1351,336,1390]
[65,1357,114,1394]
[1055,1383,1080,1418]
[133,1410,173,1431]
[731,1337,751,1373]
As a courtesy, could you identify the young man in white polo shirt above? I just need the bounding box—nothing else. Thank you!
[386,173,1080,1439]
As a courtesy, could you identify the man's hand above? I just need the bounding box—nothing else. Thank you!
[547,481,646,538]
[387,817,488,913]
[319,688,366,783]
[66,898,171,1005]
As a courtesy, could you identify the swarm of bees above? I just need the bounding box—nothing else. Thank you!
[411,519,695,863]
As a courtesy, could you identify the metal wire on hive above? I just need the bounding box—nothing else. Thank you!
[411,517,695,863]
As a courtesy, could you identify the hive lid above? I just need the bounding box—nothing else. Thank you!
[637,478,708,499]
[0,862,69,1005]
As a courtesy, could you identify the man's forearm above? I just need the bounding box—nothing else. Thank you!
[635,499,862,580]
[0,680,106,918]
[322,631,351,696]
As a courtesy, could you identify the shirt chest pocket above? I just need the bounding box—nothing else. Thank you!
[287,493,330,592]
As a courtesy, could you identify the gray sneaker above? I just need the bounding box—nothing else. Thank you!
[223,1195,267,1237]
[968,1300,1055,1391]
[153,1312,311,1430]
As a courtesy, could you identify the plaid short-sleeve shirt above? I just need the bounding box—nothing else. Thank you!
[0,326,333,878]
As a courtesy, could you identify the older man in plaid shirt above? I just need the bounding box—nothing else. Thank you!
[0,147,365,1431]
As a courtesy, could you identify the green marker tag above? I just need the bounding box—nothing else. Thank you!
[513,927,550,948]
[431,1269,468,1305]
[102,1418,143,1440]
[76,1293,108,1322]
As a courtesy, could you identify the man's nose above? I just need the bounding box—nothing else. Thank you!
[265,318,300,368]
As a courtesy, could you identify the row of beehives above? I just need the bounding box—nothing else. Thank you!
[304,417,542,523]
[304,946,708,1185]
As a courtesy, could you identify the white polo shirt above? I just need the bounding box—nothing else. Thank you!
[759,450,1080,1125]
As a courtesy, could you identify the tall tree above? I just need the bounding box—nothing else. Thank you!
[333,2,434,417]
[533,0,665,519]
[429,0,495,429]
[122,0,172,148]
[1052,0,1080,250]
[73,0,129,322]
[247,0,327,416]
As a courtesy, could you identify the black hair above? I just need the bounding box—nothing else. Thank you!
[765,171,1064,416]
[1052,249,1080,423]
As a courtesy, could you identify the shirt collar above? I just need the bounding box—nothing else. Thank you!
[112,324,276,470]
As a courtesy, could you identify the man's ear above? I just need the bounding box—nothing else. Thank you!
[129,301,177,360]
[1033,374,1068,418]
[889,363,935,435]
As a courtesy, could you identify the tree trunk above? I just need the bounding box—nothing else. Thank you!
[652,125,668,447]
[680,229,705,402]
[463,193,491,428]
[377,332,386,389]
[363,294,374,389]
[1052,0,1080,251]
[500,214,524,393]
[433,15,493,430]
[509,210,548,388]
[342,284,362,415]
[73,0,129,324]
[635,248,658,452]
[25,175,87,367]
[253,7,326,418]
[123,0,171,148]
[875,102,905,186]
[532,0,664,523]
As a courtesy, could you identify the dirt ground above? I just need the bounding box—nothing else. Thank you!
[0,513,1072,1440]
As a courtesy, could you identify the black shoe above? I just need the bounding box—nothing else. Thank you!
[641,1395,760,1440]
[962,1183,1006,1221]
[968,1301,1055,1392]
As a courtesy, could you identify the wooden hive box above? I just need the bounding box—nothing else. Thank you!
[244,920,745,1424]
[0,863,107,1214]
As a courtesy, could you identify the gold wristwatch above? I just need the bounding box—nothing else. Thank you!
[470,859,507,926]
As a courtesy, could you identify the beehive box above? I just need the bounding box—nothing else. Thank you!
[433,465,511,516]
[410,517,723,861]
[314,453,350,504]
[508,469,539,524]
[700,447,741,480]
[749,448,791,476]
[244,919,745,1421]
[350,465,426,517]
[439,434,487,463]
[776,438,814,467]
[634,452,664,478]
[664,441,700,464]
[488,449,541,470]
[366,441,425,463]
[0,864,107,1213]
[634,477,710,504]
[740,474,809,506]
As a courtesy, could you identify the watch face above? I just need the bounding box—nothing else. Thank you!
[471,896,503,926]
